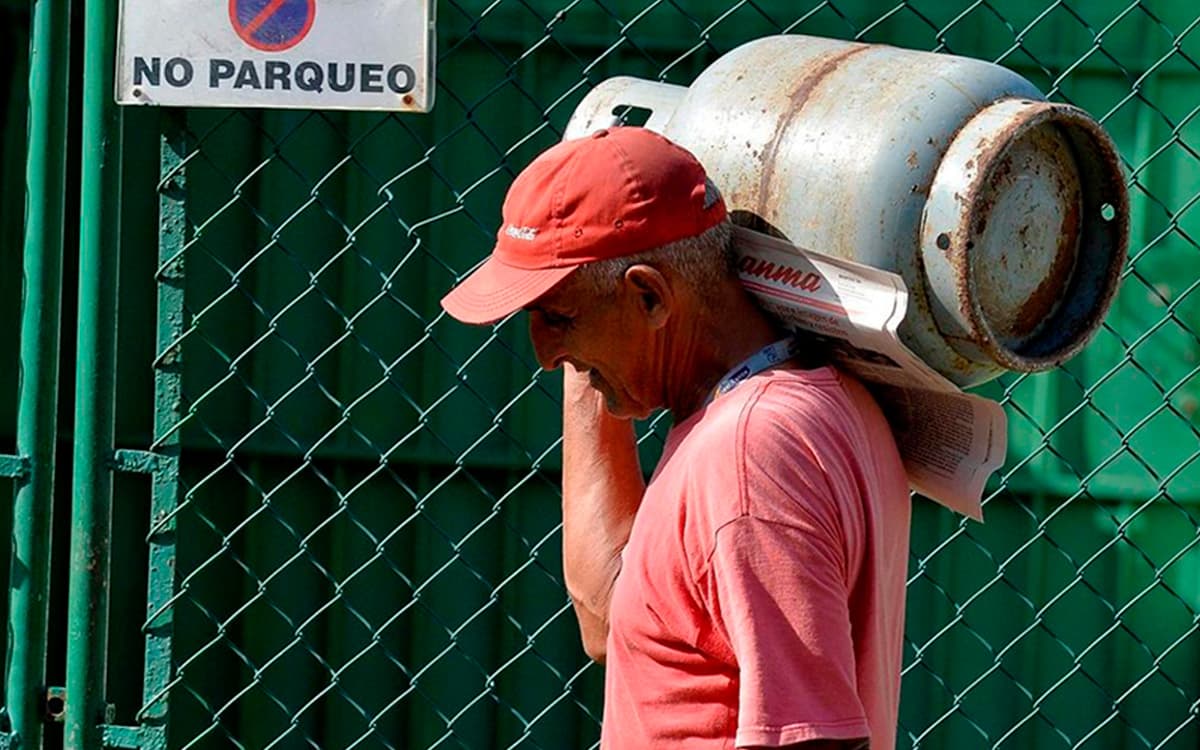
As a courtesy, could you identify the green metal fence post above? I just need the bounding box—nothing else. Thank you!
[6,0,71,747]
[132,109,188,750]
[66,0,123,745]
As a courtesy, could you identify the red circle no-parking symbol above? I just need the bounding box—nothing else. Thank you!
[229,0,316,52]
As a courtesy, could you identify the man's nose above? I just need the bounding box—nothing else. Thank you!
[528,315,565,371]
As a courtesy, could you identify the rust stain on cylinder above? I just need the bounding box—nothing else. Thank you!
[756,44,872,221]
[1014,196,1080,337]
[955,112,1038,346]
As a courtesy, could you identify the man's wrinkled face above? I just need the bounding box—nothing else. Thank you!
[525,271,659,419]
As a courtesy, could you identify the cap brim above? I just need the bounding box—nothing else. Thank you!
[441,256,579,325]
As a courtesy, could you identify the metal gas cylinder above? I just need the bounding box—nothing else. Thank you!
[565,35,1129,387]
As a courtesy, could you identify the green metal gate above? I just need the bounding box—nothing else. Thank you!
[3,0,1199,748]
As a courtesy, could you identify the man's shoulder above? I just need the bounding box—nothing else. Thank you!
[738,366,872,442]
[733,366,906,524]
[672,365,870,462]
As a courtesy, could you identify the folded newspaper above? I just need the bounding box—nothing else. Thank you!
[733,226,1006,521]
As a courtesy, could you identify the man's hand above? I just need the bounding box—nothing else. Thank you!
[560,363,645,662]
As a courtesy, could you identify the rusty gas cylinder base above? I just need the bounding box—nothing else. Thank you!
[920,98,1129,375]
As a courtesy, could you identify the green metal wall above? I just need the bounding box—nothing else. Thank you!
[2,0,1198,747]
[128,3,1198,747]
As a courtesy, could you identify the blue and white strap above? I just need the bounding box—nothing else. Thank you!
[707,337,801,404]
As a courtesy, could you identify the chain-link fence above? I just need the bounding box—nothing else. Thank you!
[88,0,1200,748]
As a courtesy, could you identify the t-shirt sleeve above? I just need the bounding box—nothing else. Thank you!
[704,514,870,748]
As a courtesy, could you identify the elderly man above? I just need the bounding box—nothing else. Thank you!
[441,127,911,750]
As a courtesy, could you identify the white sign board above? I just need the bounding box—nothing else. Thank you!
[116,0,435,111]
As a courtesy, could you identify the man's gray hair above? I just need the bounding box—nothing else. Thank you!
[575,220,736,297]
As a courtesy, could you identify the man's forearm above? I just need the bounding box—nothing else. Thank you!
[561,365,645,663]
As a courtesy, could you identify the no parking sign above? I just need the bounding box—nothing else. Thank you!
[115,0,435,111]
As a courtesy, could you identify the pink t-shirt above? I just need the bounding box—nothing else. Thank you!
[601,366,911,749]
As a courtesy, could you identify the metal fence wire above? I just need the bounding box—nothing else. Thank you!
[105,0,1200,748]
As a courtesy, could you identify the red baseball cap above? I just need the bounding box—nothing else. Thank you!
[440,127,727,324]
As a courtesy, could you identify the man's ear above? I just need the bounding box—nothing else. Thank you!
[622,264,672,330]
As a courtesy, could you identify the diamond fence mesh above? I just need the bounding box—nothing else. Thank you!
[116,1,1200,748]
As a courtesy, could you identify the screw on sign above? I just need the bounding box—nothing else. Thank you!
[229,0,316,52]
